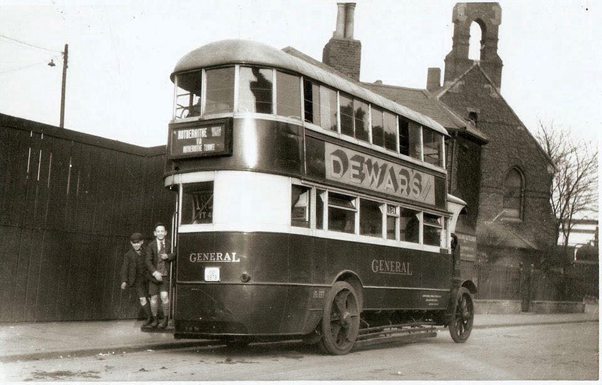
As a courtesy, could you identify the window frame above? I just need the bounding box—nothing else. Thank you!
[502,167,525,221]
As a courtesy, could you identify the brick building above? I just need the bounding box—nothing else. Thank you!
[308,2,556,268]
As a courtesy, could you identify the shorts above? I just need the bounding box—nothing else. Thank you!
[134,280,149,298]
[149,275,170,296]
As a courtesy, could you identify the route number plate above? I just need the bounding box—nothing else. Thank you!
[204,267,220,282]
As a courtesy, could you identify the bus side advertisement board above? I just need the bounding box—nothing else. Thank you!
[306,135,446,209]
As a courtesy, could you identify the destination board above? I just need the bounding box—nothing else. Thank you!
[168,118,232,159]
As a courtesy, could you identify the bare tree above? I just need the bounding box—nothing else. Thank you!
[536,121,598,261]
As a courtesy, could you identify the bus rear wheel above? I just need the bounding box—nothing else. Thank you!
[318,281,360,355]
[449,287,474,343]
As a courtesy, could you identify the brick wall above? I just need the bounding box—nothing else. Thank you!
[441,66,556,258]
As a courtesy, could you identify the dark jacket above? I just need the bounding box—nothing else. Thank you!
[145,238,176,282]
[120,246,147,287]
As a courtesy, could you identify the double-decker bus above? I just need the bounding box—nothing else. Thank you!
[164,39,476,355]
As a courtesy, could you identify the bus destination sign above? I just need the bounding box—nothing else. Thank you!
[169,119,232,159]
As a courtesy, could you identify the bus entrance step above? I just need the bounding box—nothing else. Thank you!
[355,322,438,348]
[141,325,174,334]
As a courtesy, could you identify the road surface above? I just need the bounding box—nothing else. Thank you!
[1,322,597,381]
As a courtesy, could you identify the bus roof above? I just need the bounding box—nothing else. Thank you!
[172,39,448,136]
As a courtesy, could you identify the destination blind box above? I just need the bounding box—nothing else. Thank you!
[168,118,233,159]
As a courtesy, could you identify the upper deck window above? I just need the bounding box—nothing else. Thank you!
[384,111,397,151]
[339,94,354,137]
[205,67,235,115]
[423,129,443,167]
[320,86,338,132]
[276,71,301,120]
[175,71,202,119]
[354,99,369,142]
[371,107,384,147]
[238,67,273,114]
[304,79,320,125]
[399,117,423,161]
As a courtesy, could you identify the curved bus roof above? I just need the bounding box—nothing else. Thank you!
[172,39,448,136]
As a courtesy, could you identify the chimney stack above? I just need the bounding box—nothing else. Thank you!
[322,3,362,81]
[427,67,441,92]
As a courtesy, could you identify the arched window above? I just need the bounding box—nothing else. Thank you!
[469,20,485,61]
[503,168,524,220]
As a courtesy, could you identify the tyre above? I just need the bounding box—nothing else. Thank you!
[449,287,474,343]
[319,281,360,355]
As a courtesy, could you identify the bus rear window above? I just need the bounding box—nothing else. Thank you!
[175,70,202,119]
[181,182,214,225]
[205,67,235,115]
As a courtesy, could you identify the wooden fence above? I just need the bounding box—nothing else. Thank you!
[0,114,175,322]
[461,260,598,308]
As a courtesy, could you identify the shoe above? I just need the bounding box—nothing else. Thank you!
[142,303,153,327]
[143,316,153,327]
[158,316,168,329]
[150,316,159,328]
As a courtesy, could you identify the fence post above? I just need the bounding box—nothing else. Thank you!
[519,262,532,312]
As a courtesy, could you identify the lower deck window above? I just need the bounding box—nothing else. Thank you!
[181,182,214,224]
[291,185,311,228]
[386,205,399,240]
[400,208,420,243]
[316,189,325,230]
[328,192,356,234]
[360,199,382,237]
[289,183,445,249]
[423,213,442,246]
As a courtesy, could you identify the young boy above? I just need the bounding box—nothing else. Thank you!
[145,222,176,329]
[120,232,152,327]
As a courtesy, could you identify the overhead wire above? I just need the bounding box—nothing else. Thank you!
[0,32,62,54]
[0,59,54,75]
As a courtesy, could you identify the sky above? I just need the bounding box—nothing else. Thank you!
[0,0,600,148]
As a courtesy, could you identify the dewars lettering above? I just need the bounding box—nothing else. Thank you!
[371,259,412,275]
[189,252,240,263]
[324,143,436,205]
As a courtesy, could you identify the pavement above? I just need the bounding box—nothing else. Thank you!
[1,304,598,363]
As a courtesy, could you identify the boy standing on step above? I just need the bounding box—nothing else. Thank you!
[145,223,176,329]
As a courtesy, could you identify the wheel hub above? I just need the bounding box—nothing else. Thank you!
[340,311,351,328]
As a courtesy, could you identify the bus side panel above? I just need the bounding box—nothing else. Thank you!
[175,232,451,337]
[318,238,451,310]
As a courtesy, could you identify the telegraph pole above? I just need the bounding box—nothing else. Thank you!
[60,44,68,128]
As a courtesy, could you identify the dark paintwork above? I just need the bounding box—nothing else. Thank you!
[174,232,451,336]
[167,117,447,212]
[0,115,175,322]
[167,118,304,177]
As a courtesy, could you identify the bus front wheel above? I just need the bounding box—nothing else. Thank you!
[318,281,360,355]
[449,287,474,343]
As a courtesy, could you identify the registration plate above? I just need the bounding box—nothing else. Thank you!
[204,267,220,282]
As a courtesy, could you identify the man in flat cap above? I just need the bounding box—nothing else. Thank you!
[120,232,152,327]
